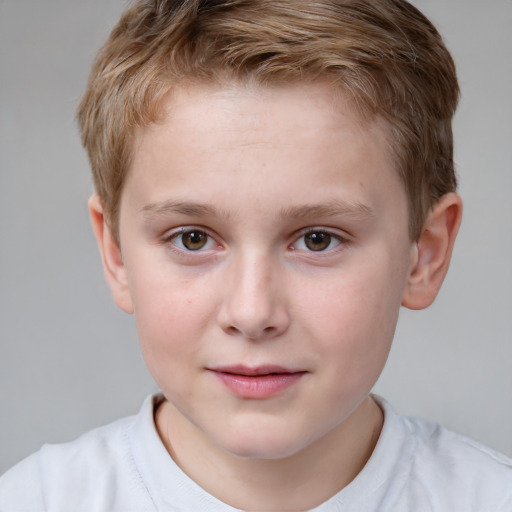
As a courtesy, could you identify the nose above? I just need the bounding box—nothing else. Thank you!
[217,252,290,340]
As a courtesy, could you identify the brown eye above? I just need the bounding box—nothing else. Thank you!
[304,232,332,251]
[180,230,209,250]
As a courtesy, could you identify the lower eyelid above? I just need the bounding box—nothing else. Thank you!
[164,228,223,253]
[292,231,347,251]
[162,227,348,255]
[175,234,213,250]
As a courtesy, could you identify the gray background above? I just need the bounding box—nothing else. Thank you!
[1,0,511,474]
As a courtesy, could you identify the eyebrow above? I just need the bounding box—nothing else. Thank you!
[278,199,375,221]
[141,198,375,222]
[141,200,231,221]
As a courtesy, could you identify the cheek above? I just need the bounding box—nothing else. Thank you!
[298,262,403,371]
[128,269,216,363]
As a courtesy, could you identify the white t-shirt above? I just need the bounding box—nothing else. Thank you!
[1,394,511,511]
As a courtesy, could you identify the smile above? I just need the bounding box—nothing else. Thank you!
[208,365,306,399]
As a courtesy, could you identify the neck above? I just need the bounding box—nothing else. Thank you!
[155,396,383,511]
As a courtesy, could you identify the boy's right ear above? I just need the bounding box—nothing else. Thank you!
[88,195,134,314]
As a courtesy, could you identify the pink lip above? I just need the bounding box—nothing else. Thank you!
[208,365,306,399]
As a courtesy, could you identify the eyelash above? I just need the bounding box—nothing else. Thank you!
[163,226,349,257]
[290,228,349,254]
[164,227,220,253]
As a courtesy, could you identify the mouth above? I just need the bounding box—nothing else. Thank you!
[208,365,306,399]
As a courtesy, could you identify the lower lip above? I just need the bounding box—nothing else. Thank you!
[212,371,305,399]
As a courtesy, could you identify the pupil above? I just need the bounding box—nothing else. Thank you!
[183,231,207,250]
[305,232,331,251]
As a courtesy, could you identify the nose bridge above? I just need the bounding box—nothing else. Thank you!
[219,247,289,339]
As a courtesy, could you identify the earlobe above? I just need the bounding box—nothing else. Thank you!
[402,192,463,310]
[88,195,134,314]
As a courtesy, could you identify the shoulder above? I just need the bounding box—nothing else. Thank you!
[39,413,135,475]
[0,401,155,512]
[0,450,46,511]
[401,411,512,510]
[369,396,512,511]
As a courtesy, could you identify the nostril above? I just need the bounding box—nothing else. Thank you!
[223,323,278,340]
[226,326,241,336]
[217,288,290,340]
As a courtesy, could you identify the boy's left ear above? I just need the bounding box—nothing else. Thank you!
[402,192,463,310]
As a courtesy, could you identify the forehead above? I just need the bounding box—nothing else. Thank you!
[132,80,394,170]
[151,79,378,141]
[123,80,404,224]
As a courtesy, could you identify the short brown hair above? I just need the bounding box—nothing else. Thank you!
[77,0,459,241]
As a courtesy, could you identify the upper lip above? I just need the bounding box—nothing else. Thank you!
[209,365,302,376]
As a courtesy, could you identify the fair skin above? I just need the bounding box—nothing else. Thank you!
[90,80,462,511]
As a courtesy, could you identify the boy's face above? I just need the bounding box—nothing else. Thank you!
[113,81,416,459]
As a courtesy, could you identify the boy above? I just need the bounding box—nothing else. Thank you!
[1,0,511,510]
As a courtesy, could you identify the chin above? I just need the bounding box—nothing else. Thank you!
[225,439,302,461]
[215,422,314,461]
